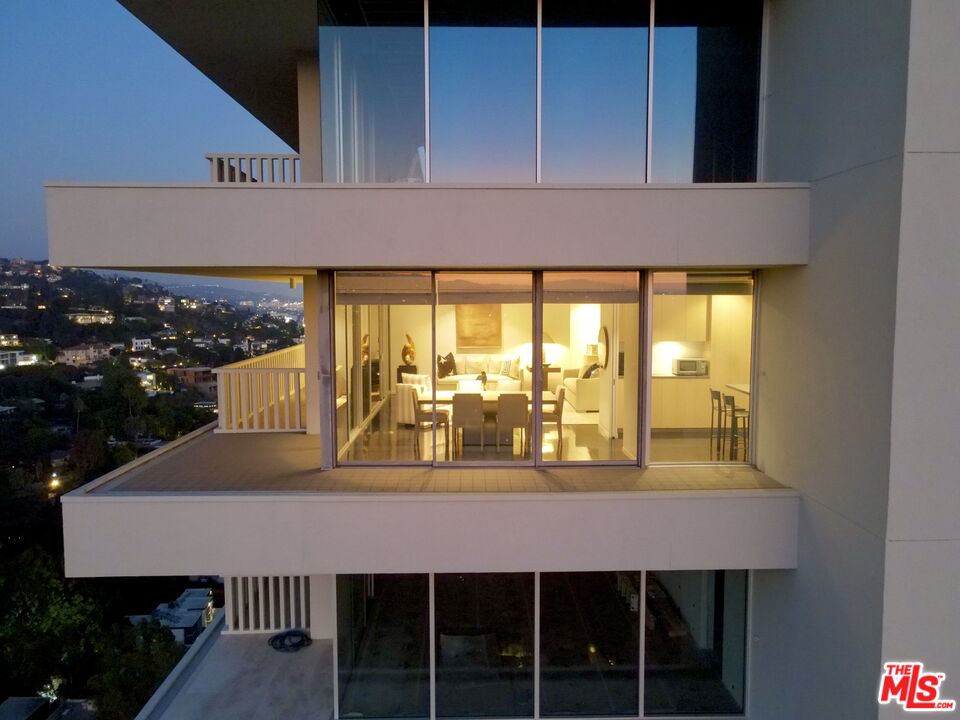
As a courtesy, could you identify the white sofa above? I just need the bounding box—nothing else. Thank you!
[436,353,522,391]
[562,368,601,412]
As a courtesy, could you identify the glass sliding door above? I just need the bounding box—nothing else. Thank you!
[429,0,537,182]
[649,272,754,463]
[540,272,640,462]
[337,574,430,717]
[336,271,434,462]
[319,0,426,182]
[650,0,763,183]
[541,2,649,182]
[644,570,747,715]
[435,273,533,463]
[540,572,641,716]
[435,573,535,717]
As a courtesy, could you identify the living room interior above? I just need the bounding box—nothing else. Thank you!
[334,271,752,465]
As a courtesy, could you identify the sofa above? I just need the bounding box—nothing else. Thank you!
[435,353,522,391]
[562,368,601,412]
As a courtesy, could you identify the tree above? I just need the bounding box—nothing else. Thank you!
[88,621,183,720]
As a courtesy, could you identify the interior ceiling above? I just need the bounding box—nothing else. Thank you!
[118,0,318,151]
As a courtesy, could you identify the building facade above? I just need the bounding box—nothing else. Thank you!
[47,2,960,719]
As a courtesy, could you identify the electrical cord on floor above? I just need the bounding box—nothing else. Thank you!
[268,629,312,652]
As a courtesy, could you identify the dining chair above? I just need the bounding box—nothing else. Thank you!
[542,385,566,460]
[496,393,529,457]
[411,387,450,461]
[722,394,750,461]
[452,393,484,458]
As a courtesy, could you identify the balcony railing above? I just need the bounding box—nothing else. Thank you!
[214,344,306,433]
[207,153,300,184]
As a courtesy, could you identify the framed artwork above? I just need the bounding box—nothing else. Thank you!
[456,304,502,350]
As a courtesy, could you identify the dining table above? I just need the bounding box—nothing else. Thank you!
[420,389,556,409]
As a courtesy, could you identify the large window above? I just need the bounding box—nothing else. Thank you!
[335,570,747,718]
[429,1,537,182]
[649,272,754,463]
[319,0,425,182]
[318,0,761,184]
[541,3,648,182]
[650,1,763,182]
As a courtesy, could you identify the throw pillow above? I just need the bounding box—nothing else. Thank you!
[465,355,487,375]
[437,353,457,378]
[499,358,512,376]
[509,357,521,379]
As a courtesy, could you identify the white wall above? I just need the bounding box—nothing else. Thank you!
[46,183,810,271]
[751,0,911,717]
[62,490,799,578]
[880,2,960,710]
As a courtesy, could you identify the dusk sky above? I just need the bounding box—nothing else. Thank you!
[0,0,294,294]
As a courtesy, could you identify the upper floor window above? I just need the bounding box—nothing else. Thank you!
[319,1,763,183]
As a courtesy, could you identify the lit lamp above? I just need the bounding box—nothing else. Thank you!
[521,333,562,389]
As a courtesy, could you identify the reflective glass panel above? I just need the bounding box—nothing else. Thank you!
[540,272,640,462]
[320,1,425,182]
[540,572,641,716]
[336,271,433,462]
[541,3,648,182]
[649,272,754,463]
[337,574,430,717]
[651,1,762,182]
[429,1,536,182]
[435,573,535,717]
[435,273,533,462]
[644,570,747,715]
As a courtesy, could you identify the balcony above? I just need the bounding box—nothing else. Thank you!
[45,154,810,271]
[214,344,307,433]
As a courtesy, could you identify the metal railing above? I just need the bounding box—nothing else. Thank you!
[206,153,300,184]
[214,345,306,432]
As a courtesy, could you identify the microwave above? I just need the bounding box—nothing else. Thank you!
[672,358,709,376]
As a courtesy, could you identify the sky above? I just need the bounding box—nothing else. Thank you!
[0,0,297,295]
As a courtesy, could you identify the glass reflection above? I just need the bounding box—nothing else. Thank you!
[320,1,425,182]
[651,1,762,182]
[541,3,648,182]
[435,573,535,717]
[429,1,536,182]
[541,572,640,716]
[644,570,747,715]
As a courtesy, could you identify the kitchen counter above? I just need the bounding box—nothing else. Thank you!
[652,373,711,379]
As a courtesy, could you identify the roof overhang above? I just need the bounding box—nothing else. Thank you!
[117,0,318,150]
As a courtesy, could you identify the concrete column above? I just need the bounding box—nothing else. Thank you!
[303,272,322,436]
[297,56,322,182]
[304,270,336,469]
[309,574,336,639]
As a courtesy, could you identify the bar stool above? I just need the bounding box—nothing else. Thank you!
[709,389,723,460]
[722,394,750,461]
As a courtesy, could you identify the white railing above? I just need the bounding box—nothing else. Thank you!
[214,345,306,432]
[206,153,300,184]
[224,575,310,633]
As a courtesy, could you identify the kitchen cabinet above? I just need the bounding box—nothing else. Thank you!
[652,377,713,429]
[652,295,709,342]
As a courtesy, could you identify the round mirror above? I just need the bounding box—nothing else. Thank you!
[597,326,609,369]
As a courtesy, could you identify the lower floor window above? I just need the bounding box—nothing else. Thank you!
[336,570,747,718]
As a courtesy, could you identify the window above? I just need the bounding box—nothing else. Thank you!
[540,272,640,462]
[540,572,641,716]
[649,272,754,463]
[335,570,748,718]
[429,0,537,182]
[319,0,425,182]
[541,2,648,182]
[650,0,763,182]
[337,574,430,718]
[644,570,747,715]
[435,573,535,717]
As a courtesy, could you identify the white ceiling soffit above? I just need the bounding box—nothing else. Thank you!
[117,0,318,151]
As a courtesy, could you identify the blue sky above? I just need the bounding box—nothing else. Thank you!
[0,0,294,294]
